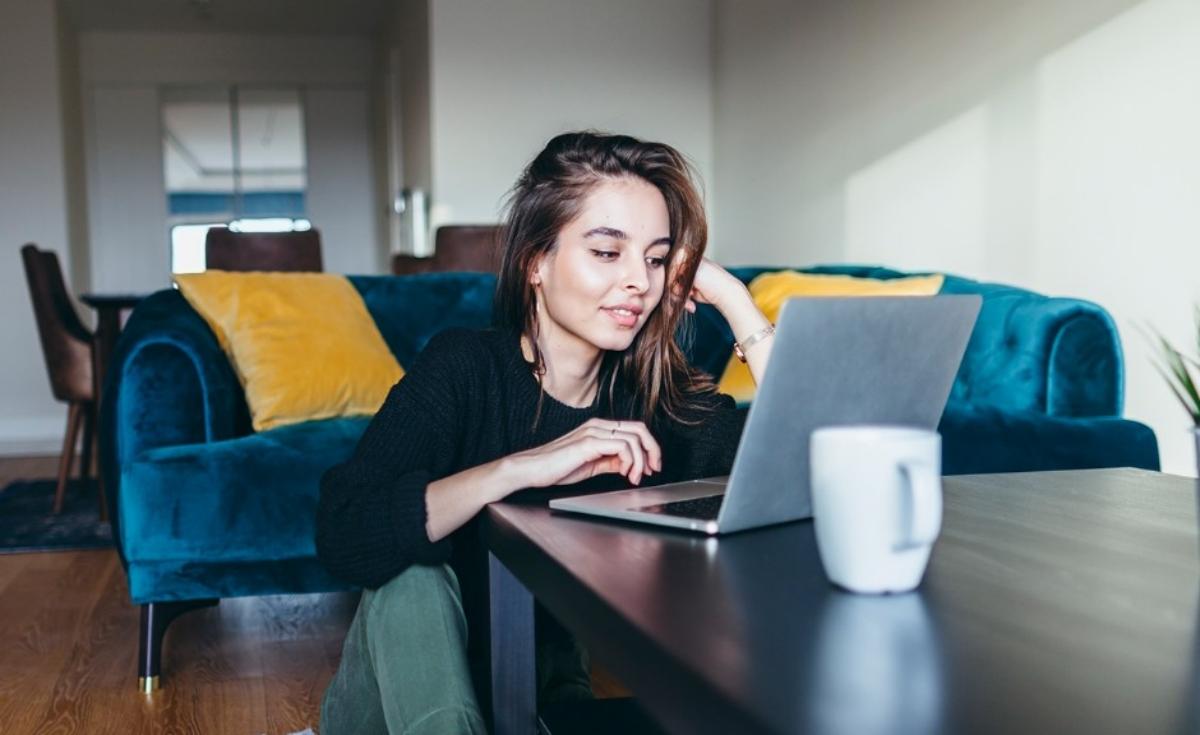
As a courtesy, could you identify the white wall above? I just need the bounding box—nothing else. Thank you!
[79,31,374,87]
[79,31,383,294]
[305,87,378,274]
[396,0,431,199]
[87,86,169,292]
[426,0,715,235]
[0,0,76,454]
[375,0,432,257]
[57,4,90,294]
[713,0,1200,476]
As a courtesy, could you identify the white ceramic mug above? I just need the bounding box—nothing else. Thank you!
[810,425,942,594]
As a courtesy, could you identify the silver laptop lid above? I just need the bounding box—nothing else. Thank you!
[716,295,981,533]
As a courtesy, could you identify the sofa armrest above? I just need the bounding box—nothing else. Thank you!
[940,281,1123,418]
[102,290,249,470]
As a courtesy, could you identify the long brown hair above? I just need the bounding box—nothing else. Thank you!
[494,131,717,427]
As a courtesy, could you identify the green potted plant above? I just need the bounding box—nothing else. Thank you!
[1151,306,1200,474]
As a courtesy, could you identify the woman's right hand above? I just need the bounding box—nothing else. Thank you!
[507,418,663,488]
[427,418,662,542]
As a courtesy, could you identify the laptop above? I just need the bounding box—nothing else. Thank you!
[549,295,982,535]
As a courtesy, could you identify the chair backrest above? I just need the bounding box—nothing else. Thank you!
[434,225,503,272]
[20,244,93,402]
[204,228,323,272]
[392,224,503,275]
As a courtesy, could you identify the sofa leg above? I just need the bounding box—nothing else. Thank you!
[138,599,219,693]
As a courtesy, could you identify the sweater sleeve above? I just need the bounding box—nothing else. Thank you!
[664,391,750,481]
[315,330,474,588]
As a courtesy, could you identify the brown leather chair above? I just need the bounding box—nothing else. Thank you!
[20,244,104,515]
[204,227,324,272]
[392,224,503,275]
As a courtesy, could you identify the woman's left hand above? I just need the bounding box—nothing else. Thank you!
[672,252,775,384]
[673,254,749,315]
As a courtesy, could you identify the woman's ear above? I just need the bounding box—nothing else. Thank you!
[531,253,547,287]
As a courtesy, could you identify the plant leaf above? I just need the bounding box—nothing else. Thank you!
[1168,346,1200,410]
[1160,336,1200,417]
[1143,317,1200,424]
[1151,361,1200,423]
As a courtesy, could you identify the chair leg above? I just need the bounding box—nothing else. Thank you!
[79,402,95,482]
[138,599,220,693]
[79,404,108,522]
[53,402,83,514]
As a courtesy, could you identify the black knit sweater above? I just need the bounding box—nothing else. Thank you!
[315,327,748,589]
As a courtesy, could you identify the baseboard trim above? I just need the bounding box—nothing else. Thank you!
[0,416,65,457]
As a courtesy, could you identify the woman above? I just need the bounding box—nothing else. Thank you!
[317,131,776,734]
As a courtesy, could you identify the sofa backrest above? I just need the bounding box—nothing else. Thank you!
[108,267,1123,468]
[348,273,498,368]
[720,266,1123,416]
[349,267,1124,418]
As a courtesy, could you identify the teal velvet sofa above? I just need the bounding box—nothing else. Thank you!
[99,266,1160,686]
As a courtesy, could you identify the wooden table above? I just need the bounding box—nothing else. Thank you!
[484,468,1200,735]
[79,293,145,405]
[79,293,145,512]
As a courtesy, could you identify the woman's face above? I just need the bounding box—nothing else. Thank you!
[533,176,671,355]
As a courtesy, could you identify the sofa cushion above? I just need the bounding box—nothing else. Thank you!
[176,272,403,431]
[717,271,945,401]
[350,273,498,367]
[119,416,370,566]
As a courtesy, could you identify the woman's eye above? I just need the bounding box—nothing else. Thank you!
[646,257,666,269]
[590,249,619,260]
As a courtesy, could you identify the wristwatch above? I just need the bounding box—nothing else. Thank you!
[733,323,776,363]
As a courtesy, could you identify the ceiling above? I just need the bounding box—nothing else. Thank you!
[59,0,392,38]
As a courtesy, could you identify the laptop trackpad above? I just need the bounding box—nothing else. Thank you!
[634,493,725,521]
[628,479,728,520]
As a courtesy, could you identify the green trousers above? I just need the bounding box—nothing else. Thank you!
[320,563,592,735]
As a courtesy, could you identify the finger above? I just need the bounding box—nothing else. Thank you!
[559,455,622,486]
[607,445,634,481]
[585,421,662,475]
[614,421,663,473]
[686,299,696,313]
[579,437,635,479]
[606,426,650,482]
[610,429,644,483]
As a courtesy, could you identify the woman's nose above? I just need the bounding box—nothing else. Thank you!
[624,261,649,293]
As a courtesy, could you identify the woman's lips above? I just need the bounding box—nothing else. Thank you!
[602,307,639,328]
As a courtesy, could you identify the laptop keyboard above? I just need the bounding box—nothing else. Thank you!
[635,494,724,521]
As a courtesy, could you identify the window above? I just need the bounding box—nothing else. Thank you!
[162,87,309,273]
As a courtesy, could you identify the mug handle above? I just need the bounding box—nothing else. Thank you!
[895,460,943,551]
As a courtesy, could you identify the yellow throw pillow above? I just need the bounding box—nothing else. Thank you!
[717,271,945,402]
[175,271,404,432]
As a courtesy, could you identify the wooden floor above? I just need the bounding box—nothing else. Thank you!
[0,455,357,734]
[0,456,626,734]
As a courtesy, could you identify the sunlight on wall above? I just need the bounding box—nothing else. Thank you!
[1032,0,1200,476]
[840,0,1200,475]
[845,106,990,277]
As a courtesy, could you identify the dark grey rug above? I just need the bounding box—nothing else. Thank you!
[0,478,113,554]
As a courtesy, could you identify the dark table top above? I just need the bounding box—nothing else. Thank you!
[79,293,147,309]
[485,468,1200,735]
